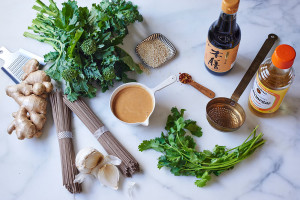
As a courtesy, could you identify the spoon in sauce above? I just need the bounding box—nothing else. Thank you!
[179,73,215,99]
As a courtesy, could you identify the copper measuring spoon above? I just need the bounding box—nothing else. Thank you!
[206,34,278,132]
[179,73,215,99]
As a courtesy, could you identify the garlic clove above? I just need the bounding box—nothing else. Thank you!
[85,151,103,169]
[97,164,120,190]
[74,172,93,184]
[99,155,122,169]
[76,147,104,174]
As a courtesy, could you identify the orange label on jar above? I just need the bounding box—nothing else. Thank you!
[204,39,240,73]
[249,74,289,113]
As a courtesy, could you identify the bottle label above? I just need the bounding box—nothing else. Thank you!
[249,74,289,113]
[204,39,240,73]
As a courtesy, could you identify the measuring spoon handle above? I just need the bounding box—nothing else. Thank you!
[152,75,177,93]
[189,81,215,99]
[231,33,278,102]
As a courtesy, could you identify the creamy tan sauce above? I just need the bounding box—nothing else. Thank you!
[112,86,153,123]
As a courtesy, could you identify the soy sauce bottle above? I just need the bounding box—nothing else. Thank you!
[204,0,241,75]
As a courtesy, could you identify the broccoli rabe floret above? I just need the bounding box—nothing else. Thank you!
[102,66,116,81]
[61,68,78,81]
[81,39,97,55]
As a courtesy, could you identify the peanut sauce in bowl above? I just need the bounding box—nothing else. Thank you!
[112,86,154,123]
[110,75,176,126]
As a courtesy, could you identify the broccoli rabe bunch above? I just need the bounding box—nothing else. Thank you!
[24,0,143,101]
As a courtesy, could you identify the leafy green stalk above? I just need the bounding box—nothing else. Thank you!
[35,0,57,16]
[138,107,266,187]
[24,0,143,101]
[23,32,62,53]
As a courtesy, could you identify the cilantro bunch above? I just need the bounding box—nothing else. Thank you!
[24,0,143,101]
[139,107,265,187]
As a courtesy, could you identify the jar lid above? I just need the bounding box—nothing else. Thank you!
[222,0,240,14]
[271,44,296,69]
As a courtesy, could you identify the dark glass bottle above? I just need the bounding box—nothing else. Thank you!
[204,0,241,75]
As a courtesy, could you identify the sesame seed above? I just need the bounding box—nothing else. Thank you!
[137,39,171,68]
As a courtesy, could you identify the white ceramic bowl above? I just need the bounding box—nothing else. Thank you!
[110,75,176,126]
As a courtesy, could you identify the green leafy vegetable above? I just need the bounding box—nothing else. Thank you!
[80,39,97,56]
[138,107,265,187]
[24,0,143,101]
[102,66,116,81]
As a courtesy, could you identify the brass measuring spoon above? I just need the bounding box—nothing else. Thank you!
[179,73,215,98]
[206,34,278,132]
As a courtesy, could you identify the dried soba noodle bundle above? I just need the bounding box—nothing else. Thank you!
[63,96,139,177]
[50,91,82,193]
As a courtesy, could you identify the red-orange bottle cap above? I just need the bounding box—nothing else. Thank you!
[271,44,296,69]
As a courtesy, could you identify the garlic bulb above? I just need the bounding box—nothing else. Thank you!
[74,147,121,190]
[75,147,104,174]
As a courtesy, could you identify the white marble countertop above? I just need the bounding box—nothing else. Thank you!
[1,0,300,199]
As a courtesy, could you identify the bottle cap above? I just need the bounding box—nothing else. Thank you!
[222,0,240,14]
[271,44,296,69]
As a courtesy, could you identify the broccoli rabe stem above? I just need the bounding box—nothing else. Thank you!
[32,5,43,12]
[35,0,57,17]
[35,15,56,30]
[48,0,59,12]
[23,32,63,73]
[28,26,53,38]
[23,32,62,54]
[32,19,55,32]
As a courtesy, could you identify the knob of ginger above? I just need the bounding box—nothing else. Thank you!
[6,59,53,140]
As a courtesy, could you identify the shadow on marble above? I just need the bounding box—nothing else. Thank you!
[148,102,173,131]
[124,17,153,48]
[276,95,300,117]
[227,55,252,78]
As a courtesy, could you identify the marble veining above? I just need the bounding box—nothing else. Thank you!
[1,0,300,199]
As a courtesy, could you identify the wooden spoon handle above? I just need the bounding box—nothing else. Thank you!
[189,81,215,99]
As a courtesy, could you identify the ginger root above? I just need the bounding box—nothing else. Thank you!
[6,59,53,140]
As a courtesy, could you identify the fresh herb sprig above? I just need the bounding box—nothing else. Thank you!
[24,0,143,101]
[138,107,265,187]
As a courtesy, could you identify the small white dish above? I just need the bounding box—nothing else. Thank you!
[110,75,177,126]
